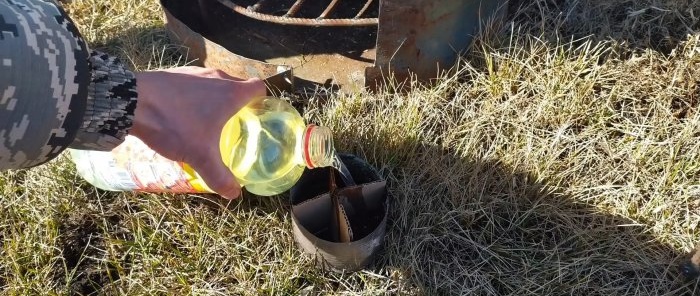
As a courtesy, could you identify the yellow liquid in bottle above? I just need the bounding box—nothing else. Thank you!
[68,97,343,197]
[219,97,308,196]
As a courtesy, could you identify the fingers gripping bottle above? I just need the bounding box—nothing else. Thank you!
[68,97,337,197]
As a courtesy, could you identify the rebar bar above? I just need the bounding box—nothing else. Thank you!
[285,0,306,17]
[318,0,340,19]
[355,0,374,18]
[216,0,378,27]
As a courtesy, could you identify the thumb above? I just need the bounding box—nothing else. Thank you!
[192,151,242,200]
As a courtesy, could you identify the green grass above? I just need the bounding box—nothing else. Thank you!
[1,0,699,295]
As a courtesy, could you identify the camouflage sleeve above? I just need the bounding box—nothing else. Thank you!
[70,51,137,150]
[0,0,137,170]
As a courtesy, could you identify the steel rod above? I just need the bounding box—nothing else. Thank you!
[285,0,306,17]
[318,0,340,19]
[247,0,268,12]
[355,0,374,18]
[216,0,378,27]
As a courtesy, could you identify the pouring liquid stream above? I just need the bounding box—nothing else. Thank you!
[332,155,356,187]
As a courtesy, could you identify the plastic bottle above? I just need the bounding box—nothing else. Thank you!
[68,96,337,197]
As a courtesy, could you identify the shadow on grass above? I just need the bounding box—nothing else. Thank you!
[361,144,698,295]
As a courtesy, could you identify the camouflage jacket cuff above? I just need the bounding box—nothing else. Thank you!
[70,51,138,151]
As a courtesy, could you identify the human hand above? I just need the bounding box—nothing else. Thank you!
[131,66,266,199]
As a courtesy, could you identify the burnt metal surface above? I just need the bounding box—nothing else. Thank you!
[216,0,378,26]
[161,0,293,95]
[196,0,378,93]
[366,0,508,90]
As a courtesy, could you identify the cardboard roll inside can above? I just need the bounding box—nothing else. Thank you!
[289,154,388,272]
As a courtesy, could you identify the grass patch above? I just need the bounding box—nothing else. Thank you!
[0,0,699,294]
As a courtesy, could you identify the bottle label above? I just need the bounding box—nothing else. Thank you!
[96,136,210,194]
[84,150,139,191]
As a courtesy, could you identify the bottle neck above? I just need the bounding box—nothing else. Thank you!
[302,124,335,169]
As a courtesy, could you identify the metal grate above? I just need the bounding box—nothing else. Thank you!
[215,0,378,26]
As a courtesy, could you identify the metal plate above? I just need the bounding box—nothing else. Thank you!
[366,0,508,90]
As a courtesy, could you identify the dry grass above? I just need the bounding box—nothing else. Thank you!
[1,0,699,295]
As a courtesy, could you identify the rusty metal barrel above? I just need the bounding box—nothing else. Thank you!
[159,0,507,94]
